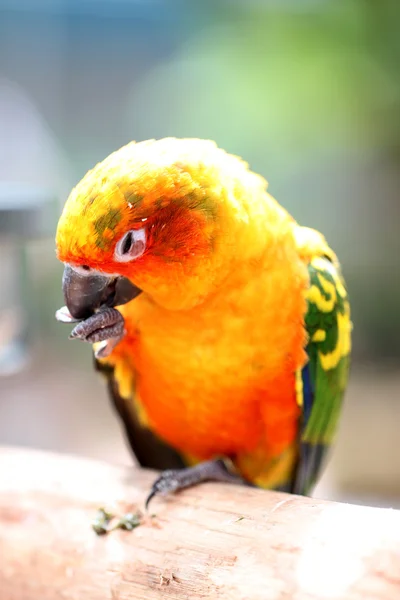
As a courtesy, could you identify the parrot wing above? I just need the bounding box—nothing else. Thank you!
[292,255,351,494]
[94,358,186,470]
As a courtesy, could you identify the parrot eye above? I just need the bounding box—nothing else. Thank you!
[114,228,146,262]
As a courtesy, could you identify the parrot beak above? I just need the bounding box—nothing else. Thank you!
[61,263,141,320]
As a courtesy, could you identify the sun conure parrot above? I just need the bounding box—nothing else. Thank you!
[55,137,351,516]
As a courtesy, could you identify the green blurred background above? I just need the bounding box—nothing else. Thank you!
[0,0,399,507]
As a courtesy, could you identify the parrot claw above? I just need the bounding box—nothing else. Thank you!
[145,459,248,510]
[56,305,126,356]
[69,307,125,345]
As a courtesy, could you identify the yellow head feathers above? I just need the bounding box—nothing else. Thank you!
[56,137,289,309]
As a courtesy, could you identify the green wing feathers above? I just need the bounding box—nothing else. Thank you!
[293,256,352,494]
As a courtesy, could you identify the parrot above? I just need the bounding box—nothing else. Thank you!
[55,138,351,522]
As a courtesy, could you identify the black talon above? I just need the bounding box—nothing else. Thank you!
[145,490,157,511]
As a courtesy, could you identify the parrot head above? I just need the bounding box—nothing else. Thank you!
[56,137,268,316]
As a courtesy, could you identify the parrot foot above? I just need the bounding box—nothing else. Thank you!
[56,305,126,358]
[69,307,125,343]
[145,459,248,509]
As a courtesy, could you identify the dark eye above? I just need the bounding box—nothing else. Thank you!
[121,232,133,254]
[114,228,146,263]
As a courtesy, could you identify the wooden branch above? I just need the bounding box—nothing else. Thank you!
[1,447,400,600]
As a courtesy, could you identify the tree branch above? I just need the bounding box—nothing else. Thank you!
[0,446,399,599]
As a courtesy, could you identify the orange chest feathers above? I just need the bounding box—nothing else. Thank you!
[104,259,309,459]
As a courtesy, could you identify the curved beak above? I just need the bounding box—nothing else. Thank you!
[62,263,141,320]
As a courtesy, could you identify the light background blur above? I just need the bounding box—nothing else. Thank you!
[0,0,399,508]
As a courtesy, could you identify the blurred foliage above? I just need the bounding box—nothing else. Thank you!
[128,0,400,162]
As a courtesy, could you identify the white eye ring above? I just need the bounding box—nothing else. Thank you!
[114,228,146,262]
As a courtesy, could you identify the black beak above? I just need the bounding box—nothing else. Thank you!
[62,264,141,320]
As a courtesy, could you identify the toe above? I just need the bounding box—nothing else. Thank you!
[145,470,181,510]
